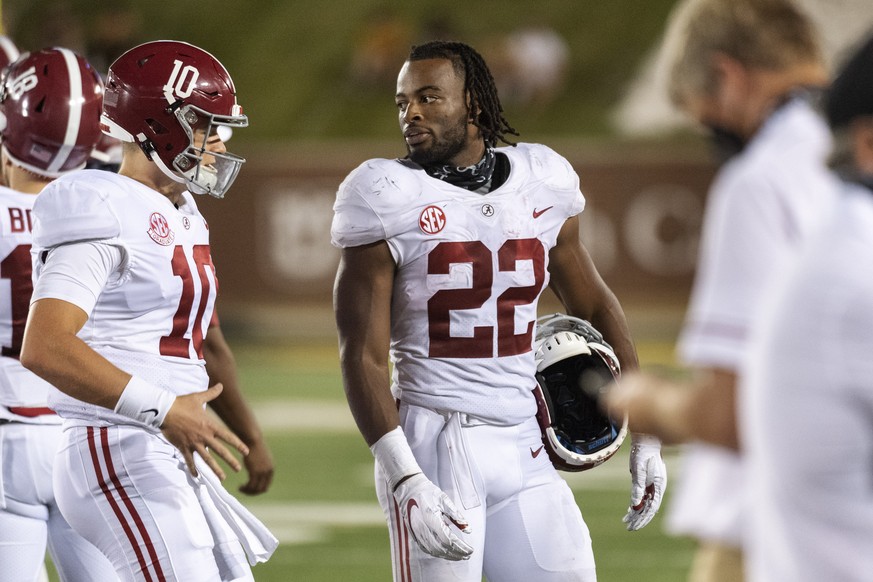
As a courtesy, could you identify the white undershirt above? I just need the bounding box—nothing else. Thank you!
[31,241,125,316]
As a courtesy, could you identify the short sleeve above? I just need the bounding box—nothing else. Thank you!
[32,179,121,249]
[330,163,389,248]
[519,143,585,216]
[31,241,125,315]
[678,170,791,369]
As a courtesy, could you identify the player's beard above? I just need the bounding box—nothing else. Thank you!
[406,113,468,167]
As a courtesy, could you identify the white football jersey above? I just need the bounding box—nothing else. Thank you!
[332,143,585,424]
[31,170,217,426]
[0,185,61,423]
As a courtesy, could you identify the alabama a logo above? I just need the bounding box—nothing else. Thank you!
[419,205,446,235]
[147,212,175,246]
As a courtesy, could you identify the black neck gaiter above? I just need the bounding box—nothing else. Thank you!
[424,148,497,194]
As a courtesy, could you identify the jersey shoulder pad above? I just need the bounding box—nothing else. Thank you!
[332,158,420,248]
[505,143,579,192]
[33,170,122,248]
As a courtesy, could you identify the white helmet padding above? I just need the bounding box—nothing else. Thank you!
[533,314,628,472]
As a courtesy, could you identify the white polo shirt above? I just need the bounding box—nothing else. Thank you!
[668,97,840,544]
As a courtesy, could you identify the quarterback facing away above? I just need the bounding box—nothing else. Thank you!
[19,41,276,581]
[0,46,118,582]
[332,40,666,582]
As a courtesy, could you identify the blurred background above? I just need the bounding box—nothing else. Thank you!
[4,0,872,580]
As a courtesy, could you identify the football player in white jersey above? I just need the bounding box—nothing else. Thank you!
[603,1,839,580]
[742,32,873,582]
[0,47,119,581]
[332,40,667,582]
[19,41,276,581]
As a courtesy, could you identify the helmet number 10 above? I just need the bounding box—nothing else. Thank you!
[163,59,199,102]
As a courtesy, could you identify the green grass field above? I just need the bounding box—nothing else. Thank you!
[47,307,696,581]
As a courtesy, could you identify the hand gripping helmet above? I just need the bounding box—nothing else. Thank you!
[100,40,248,198]
[533,313,628,471]
[0,47,104,177]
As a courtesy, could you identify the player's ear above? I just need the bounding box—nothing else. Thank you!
[466,92,480,124]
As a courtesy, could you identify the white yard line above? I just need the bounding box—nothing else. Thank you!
[247,502,385,545]
[252,400,358,432]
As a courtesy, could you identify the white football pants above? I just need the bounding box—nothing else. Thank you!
[53,424,253,582]
[0,422,117,582]
[376,402,596,582]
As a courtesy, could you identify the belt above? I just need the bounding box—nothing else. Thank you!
[6,406,56,417]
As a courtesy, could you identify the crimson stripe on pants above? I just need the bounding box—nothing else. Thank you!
[393,498,412,582]
[87,427,170,581]
[98,427,168,582]
[86,427,154,582]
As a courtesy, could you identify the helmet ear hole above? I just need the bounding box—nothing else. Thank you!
[146,118,169,135]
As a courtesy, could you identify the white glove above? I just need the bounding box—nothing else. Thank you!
[623,435,667,531]
[371,427,473,561]
[394,473,473,561]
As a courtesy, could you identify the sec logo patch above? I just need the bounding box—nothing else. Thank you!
[147,212,175,246]
[419,205,446,235]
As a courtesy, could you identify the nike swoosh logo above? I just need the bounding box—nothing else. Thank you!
[406,498,419,520]
[530,445,545,458]
[141,408,159,420]
[532,206,553,218]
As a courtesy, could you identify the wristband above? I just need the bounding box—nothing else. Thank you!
[370,426,422,491]
[114,376,176,428]
[632,433,662,447]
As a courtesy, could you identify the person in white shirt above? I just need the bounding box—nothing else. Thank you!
[332,39,666,582]
[742,30,873,582]
[19,40,276,582]
[603,0,839,580]
[0,46,119,582]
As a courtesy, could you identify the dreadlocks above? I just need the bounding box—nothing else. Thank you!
[408,41,519,148]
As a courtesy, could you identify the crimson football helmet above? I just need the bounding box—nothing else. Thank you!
[0,47,104,177]
[533,314,628,472]
[100,40,248,198]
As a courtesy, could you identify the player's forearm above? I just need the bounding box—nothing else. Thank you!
[203,327,266,446]
[340,345,399,446]
[588,294,639,373]
[336,327,399,444]
[22,330,130,409]
[21,299,130,409]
